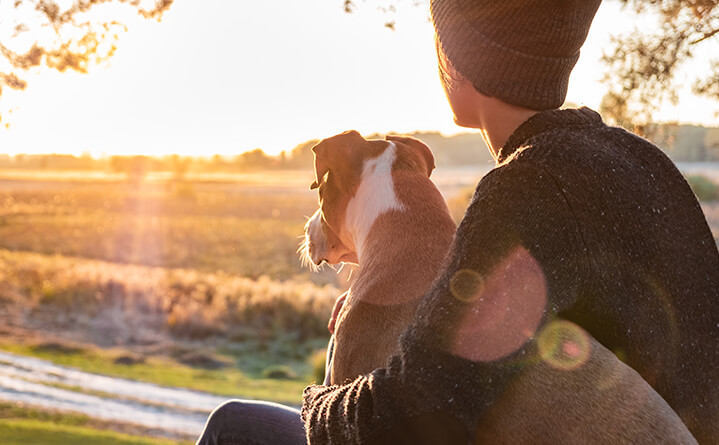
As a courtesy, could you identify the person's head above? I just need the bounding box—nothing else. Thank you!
[432,0,602,128]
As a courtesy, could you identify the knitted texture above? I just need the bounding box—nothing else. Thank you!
[302,108,719,444]
[431,0,601,110]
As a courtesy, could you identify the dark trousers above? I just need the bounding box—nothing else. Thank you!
[195,399,306,445]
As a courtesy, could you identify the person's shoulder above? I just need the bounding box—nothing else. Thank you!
[539,117,660,152]
[471,156,553,206]
[523,117,669,171]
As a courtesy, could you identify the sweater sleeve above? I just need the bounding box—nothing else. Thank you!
[302,159,586,444]
[302,364,401,444]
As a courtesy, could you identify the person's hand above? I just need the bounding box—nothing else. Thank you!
[328,292,348,334]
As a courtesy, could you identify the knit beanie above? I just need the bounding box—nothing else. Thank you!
[431,0,601,110]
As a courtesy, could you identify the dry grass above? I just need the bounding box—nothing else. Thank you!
[0,172,350,409]
[0,249,337,346]
[0,174,338,285]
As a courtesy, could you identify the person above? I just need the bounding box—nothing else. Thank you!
[199,0,719,443]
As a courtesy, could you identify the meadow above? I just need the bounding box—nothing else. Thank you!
[0,170,346,443]
[0,166,717,443]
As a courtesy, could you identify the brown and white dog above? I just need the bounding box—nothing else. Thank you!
[301,130,456,384]
[302,130,696,443]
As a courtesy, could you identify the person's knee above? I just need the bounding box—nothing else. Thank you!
[199,399,251,443]
[198,399,304,445]
[205,400,248,432]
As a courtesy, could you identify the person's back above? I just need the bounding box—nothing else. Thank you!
[492,107,719,442]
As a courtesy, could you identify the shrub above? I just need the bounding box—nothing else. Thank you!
[309,348,328,384]
[262,365,297,380]
[446,185,475,224]
[0,249,337,346]
[685,174,718,202]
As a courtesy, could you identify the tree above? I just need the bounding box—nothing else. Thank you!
[234,148,273,170]
[341,0,719,129]
[109,154,152,182]
[0,0,174,122]
[168,153,190,181]
[600,0,719,131]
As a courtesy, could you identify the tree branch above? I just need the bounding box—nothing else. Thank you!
[0,72,27,90]
[690,27,719,44]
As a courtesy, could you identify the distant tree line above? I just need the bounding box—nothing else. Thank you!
[2,125,717,180]
[650,125,719,162]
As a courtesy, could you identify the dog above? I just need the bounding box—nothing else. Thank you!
[301,130,696,443]
[301,130,456,384]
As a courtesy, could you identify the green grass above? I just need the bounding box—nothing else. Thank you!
[0,401,96,428]
[0,403,191,445]
[0,419,190,445]
[686,174,718,202]
[0,341,318,406]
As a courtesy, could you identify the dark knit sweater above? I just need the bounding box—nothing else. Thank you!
[302,108,719,444]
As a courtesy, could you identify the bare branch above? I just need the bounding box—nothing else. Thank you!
[693,61,719,100]
[690,27,719,44]
[1,72,27,90]
[0,44,45,70]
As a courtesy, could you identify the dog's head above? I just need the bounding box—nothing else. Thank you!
[300,130,435,267]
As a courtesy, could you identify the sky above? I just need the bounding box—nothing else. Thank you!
[1,0,718,157]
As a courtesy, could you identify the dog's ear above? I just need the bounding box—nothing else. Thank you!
[385,135,435,177]
[311,130,367,193]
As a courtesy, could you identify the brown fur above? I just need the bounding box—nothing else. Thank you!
[321,134,457,383]
[331,179,456,381]
[475,332,695,443]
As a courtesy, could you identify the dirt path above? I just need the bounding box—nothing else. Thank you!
[0,350,227,437]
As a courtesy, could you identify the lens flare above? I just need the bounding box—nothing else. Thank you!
[537,320,591,371]
[449,268,483,302]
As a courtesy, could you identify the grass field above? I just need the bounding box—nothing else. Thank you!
[0,419,191,445]
[0,171,346,348]
[0,171,346,441]
[0,339,320,405]
[0,168,717,442]
[0,402,192,445]
[0,173,339,284]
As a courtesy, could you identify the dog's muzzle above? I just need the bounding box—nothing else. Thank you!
[304,209,328,266]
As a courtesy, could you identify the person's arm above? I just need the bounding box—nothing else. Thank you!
[302,160,586,444]
[303,363,402,444]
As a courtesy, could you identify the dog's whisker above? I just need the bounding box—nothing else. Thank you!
[297,235,323,273]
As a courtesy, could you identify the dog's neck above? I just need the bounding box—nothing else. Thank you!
[344,142,405,263]
[344,167,457,308]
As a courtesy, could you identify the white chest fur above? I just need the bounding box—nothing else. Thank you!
[345,142,405,260]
